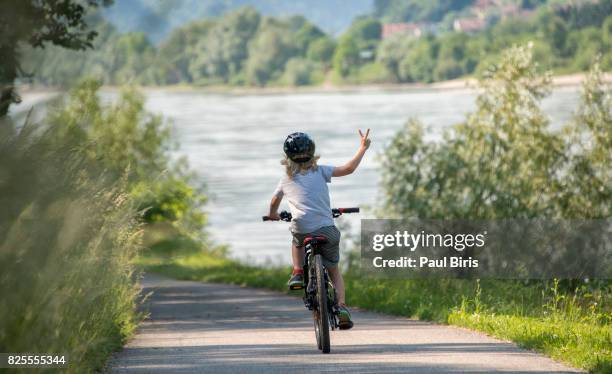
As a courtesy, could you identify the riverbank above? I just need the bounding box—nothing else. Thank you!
[137,234,611,374]
[16,72,611,96]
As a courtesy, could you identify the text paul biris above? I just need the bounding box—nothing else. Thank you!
[370,230,486,269]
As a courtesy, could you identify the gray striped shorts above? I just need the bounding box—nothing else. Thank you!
[292,225,341,268]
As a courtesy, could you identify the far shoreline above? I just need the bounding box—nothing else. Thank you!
[17,72,611,96]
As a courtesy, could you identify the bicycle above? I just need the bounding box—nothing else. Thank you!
[263,207,359,353]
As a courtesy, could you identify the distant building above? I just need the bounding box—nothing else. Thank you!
[382,23,422,39]
[453,18,487,33]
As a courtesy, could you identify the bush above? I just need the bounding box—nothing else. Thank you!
[0,78,209,372]
[49,80,171,181]
[132,175,207,235]
[0,90,143,373]
[381,44,570,219]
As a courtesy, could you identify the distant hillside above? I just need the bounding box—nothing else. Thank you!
[22,1,610,88]
[373,0,476,23]
[104,0,373,43]
[372,0,606,33]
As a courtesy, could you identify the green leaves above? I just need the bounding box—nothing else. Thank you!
[559,59,611,218]
[132,176,207,235]
[190,7,261,84]
[245,17,297,86]
[49,79,170,181]
[381,44,610,220]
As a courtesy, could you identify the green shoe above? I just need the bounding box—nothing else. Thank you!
[338,305,354,330]
[288,273,304,290]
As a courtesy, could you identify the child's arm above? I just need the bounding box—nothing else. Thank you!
[333,128,371,177]
[267,194,282,220]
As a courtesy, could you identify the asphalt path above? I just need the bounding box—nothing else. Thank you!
[108,274,581,373]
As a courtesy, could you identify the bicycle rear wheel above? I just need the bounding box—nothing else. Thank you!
[312,254,330,353]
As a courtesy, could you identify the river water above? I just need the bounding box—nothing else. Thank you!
[11,86,582,266]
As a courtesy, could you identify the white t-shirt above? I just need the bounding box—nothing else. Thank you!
[274,164,335,234]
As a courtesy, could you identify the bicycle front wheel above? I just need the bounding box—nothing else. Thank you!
[313,254,330,353]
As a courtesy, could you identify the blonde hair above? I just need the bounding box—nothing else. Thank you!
[281,154,320,178]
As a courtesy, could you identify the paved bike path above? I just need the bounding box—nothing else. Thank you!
[108,274,581,373]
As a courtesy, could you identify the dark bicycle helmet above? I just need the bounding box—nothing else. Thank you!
[283,132,315,163]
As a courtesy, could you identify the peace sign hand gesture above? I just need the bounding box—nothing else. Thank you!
[359,128,371,151]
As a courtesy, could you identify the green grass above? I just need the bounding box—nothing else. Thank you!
[138,236,289,291]
[447,280,611,373]
[449,313,611,373]
[139,235,611,374]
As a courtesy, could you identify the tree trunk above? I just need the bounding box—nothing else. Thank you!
[0,43,19,118]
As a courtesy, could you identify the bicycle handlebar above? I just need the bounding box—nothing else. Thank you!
[334,207,359,214]
[262,207,359,222]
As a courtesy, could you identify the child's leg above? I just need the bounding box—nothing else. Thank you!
[288,242,305,289]
[326,266,345,306]
[291,242,305,271]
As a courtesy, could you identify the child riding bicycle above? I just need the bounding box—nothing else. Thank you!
[267,129,371,330]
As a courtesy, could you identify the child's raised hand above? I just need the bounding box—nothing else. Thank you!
[359,128,371,150]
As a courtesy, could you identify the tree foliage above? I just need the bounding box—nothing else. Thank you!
[558,59,611,218]
[17,2,612,87]
[307,37,336,65]
[0,0,111,116]
[380,44,610,220]
[378,7,611,84]
[374,0,474,23]
[157,19,215,84]
[51,80,170,180]
[190,6,260,84]
[245,18,297,86]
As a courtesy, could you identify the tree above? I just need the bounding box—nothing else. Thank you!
[381,44,561,220]
[434,33,468,80]
[604,16,612,44]
[376,35,416,81]
[189,7,260,84]
[558,59,611,218]
[398,37,438,83]
[307,37,336,65]
[332,17,382,79]
[332,35,359,77]
[111,33,157,84]
[157,19,215,84]
[292,18,326,55]
[245,18,297,86]
[349,17,382,43]
[0,0,111,117]
[538,13,568,54]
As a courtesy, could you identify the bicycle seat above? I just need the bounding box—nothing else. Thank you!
[303,235,328,247]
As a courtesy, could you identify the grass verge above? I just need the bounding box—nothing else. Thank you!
[449,312,610,373]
